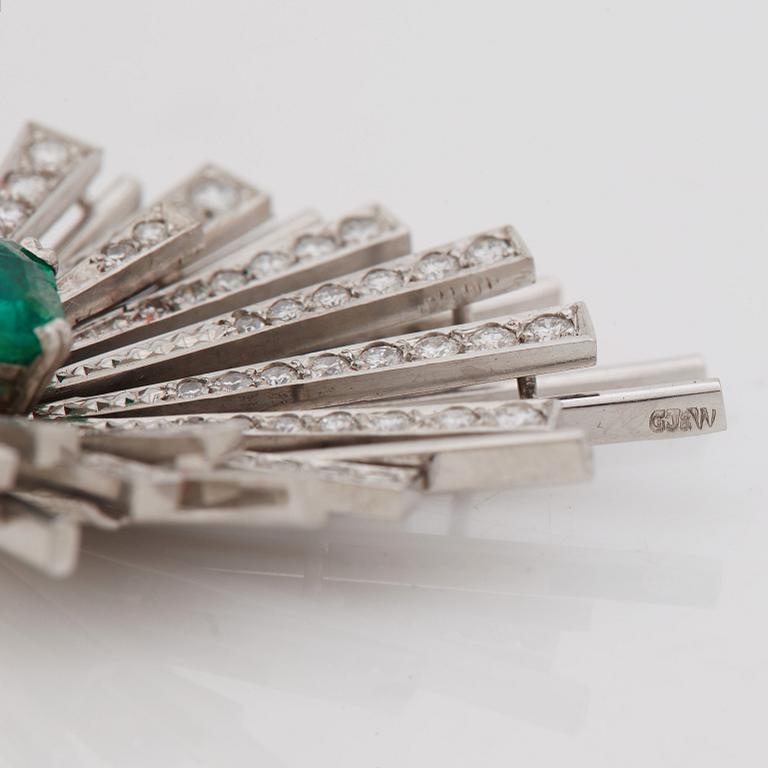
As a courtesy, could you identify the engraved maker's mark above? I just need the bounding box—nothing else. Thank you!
[649,407,717,433]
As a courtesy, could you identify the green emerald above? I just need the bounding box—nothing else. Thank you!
[0,238,64,366]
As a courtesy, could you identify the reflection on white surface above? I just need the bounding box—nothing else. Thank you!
[0,437,737,767]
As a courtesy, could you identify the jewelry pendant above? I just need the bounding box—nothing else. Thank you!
[0,122,727,577]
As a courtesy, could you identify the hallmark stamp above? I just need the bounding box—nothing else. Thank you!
[649,407,717,433]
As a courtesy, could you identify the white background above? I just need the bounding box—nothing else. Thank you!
[1,1,766,766]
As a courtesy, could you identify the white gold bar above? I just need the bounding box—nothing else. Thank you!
[558,378,725,443]
[269,429,593,492]
[40,303,596,417]
[49,226,535,399]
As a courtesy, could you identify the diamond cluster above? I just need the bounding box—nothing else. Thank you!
[71,208,397,349]
[0,126,85,237]
[61,228,522,379]
[42,306,580,415]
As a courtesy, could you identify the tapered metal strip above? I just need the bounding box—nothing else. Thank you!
[558,378,725,443]
[49,226,536,399]
[58,202,204,324]
[0,495,81,577]
[0,122,101,241]
[0,417,79,468]
[66,205,411,362]
[373,355,710,406]
[39,302,595,417]
[236,429,593,493]
[73,398,559,451]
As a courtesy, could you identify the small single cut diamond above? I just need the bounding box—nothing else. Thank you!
[412,333,460,359]
[27,139,70,173]
[359,269,404,295]
[367,410,412,432]
[233,311,265,334]
[293,234,337,259]
[339,216,384,244]
[412,251,460,281]
[0,199,29,234]
[211,371,253,392]
[172,281,209,307]
[468,324,518,350]
[266,414,303,433]
[520,314,577,343]
[211,269,246,293]
[248,250,293,277]
[267,298,303,324]
[493,403,547,429]
[4,172,48,206]
[316,412,358,432]
[311,283,351,309]
[176,378,208,399]
[437,406,478,429]
[357,343,404,369]
[259,363,298,386]
[100,240,138,269]
[188,178,239,217]
[465,235,514,266]
[308,353,350,378]
[133,220,168,246]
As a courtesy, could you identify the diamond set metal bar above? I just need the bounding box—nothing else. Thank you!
[66,205,411,362]
[48,225,535,400]
[0,122,101,241]
[74,399,560,451]
[58,202,204,324]
[39,303,595,417]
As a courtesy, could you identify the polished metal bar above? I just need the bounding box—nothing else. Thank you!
[0,122,101,241]
[40,303,595,417]
[373,355,710,406]
[66,205,410,362]
[280,430,593,492]
[54,176,142,267]
[558,378,725,443]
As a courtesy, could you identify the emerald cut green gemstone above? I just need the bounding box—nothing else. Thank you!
[0,239,64,366]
